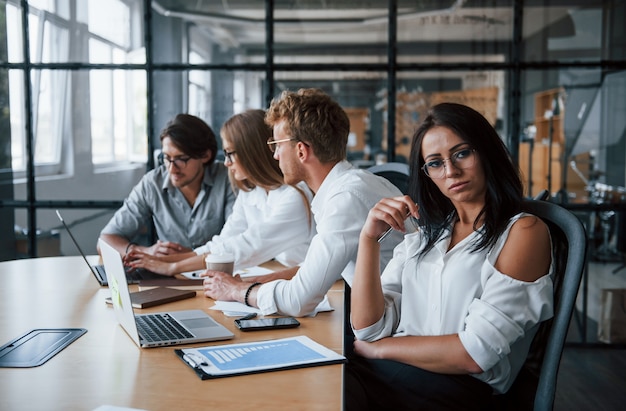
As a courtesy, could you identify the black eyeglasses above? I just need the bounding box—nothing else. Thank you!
[224,150,236,163]
[422,148,477,179]
[161,154,192,169]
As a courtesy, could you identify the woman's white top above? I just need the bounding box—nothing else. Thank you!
[352,212,554,394]
[194,183,314,271]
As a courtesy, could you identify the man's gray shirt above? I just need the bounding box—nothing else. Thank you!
[100,162,235,249]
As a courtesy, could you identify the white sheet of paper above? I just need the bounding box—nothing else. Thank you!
[211,301,261,317]
[236,266,273,278]
[210,295,333,317]
[180,265,273,279]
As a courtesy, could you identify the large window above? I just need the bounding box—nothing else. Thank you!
[7,1,69,175]
[5,0,146,176]
[87,0,146,165]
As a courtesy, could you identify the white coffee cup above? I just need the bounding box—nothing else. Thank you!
[204,253,235,275]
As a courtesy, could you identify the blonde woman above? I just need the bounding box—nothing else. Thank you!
[127,109,314,275]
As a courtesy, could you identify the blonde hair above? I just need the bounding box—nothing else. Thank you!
[221,109,312,224]
[221,109,282,192]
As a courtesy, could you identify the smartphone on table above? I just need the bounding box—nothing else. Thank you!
[234,316,300,331]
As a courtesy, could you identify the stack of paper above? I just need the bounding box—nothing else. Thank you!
[211,296,333,317]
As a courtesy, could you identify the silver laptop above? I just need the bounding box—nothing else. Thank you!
[56,210,162,286]
[99,239,234,348]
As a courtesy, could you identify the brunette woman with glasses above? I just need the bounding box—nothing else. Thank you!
[345,103,554,410]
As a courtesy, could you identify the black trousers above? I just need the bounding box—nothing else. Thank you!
[344,356,493,411]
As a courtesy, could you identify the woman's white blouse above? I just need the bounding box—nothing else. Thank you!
[194,183,314,271]
[352,212,554,394]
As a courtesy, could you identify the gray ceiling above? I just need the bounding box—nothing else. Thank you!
[152,0,589,49]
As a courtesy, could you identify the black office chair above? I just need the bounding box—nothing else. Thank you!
[490,198,587,411]
[367,162,410,194]
[533,189,551,201]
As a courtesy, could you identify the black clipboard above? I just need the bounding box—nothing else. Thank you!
[174,335,347,380]
[0,328,87,368]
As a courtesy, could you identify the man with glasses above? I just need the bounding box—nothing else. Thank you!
[99,114,235,259]
[202,88,405,317]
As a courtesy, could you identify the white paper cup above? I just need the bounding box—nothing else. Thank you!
[204,253,235,275]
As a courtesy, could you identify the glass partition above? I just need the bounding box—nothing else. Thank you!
[522,5,603,63]
[271,72,388,167]
[1,0,625,260]
[397,0,513,65]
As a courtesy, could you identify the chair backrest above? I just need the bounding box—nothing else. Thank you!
[500,199,587,411]
[367,162,410,194]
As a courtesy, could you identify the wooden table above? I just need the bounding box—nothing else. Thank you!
[0,256,345,411]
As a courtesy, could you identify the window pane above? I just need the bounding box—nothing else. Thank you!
[87,0,130,48]
[522,4,603,63]
[233,70,265,115]
[20,0,144,64]
[398,1,512,65]
[9,67,66,176]
[195,68,267,158]
[8,69,25,171]
[90,69,113,163]
[0,68,13,172]
[33,69,64,165]
[391,72,503,164]
[28,0,70,19]
[271,72,389,164]
[129,70,148,161]
[273,2,387,63]
[518,68,626,203]
[188,68,211,123]
[90,69,147,165]
[4,2,24,63]
[272,1,389,63]
[152,1,264,64]
[28,10,70,63]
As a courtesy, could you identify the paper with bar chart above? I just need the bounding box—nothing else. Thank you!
[175,335,345,379]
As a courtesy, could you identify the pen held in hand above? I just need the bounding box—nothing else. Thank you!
[377,226,396,243]
[377,210,414,243]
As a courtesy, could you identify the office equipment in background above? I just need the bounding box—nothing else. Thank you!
[99,239,234,348]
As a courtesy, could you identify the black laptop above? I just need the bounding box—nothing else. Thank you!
[55,210,163,286]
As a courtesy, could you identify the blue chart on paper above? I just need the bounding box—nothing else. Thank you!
[197,339,325,371]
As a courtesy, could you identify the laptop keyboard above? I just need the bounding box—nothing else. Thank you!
[125,267,144,282]
[95,265,108,281]
[136,313,194,342]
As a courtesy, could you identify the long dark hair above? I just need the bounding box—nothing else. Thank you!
[407,103,523,256]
